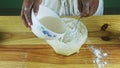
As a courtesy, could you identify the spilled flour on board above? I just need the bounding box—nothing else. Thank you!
[87,45,108,68]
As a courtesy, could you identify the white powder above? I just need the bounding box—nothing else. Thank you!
[46,18,88,56]
[88,45,108,68]
[103,53,108,57]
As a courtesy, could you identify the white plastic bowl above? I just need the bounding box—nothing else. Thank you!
[31,5,66,40]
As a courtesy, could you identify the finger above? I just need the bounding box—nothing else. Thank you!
[21,10,29,28]
[89,4,95,16]
[80,0,90,17]
[89,0,99,16]
[33,0,42,15]
[24,10,32,28]
[21,0,31,28]
[24,0,34,26]
[21,0,30,28]
[78,0,83,13]
[24,6,32,25]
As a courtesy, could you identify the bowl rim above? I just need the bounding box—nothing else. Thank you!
[31,10,66,35]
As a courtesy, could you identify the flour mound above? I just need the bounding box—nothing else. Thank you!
[46,18,88,56]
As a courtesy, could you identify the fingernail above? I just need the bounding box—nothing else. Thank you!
[28,22,31,26]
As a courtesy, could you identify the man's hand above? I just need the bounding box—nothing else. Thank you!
[78,0,99,18]
[21,0,41,28]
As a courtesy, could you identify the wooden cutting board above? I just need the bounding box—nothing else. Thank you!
[0,16,120,68]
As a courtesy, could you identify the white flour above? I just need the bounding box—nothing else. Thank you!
[46,18,88,56]
[87,45,108,68]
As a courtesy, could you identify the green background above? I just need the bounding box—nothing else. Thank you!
[0,0,120,15]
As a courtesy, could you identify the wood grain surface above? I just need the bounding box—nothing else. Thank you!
[0,16,120,68]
